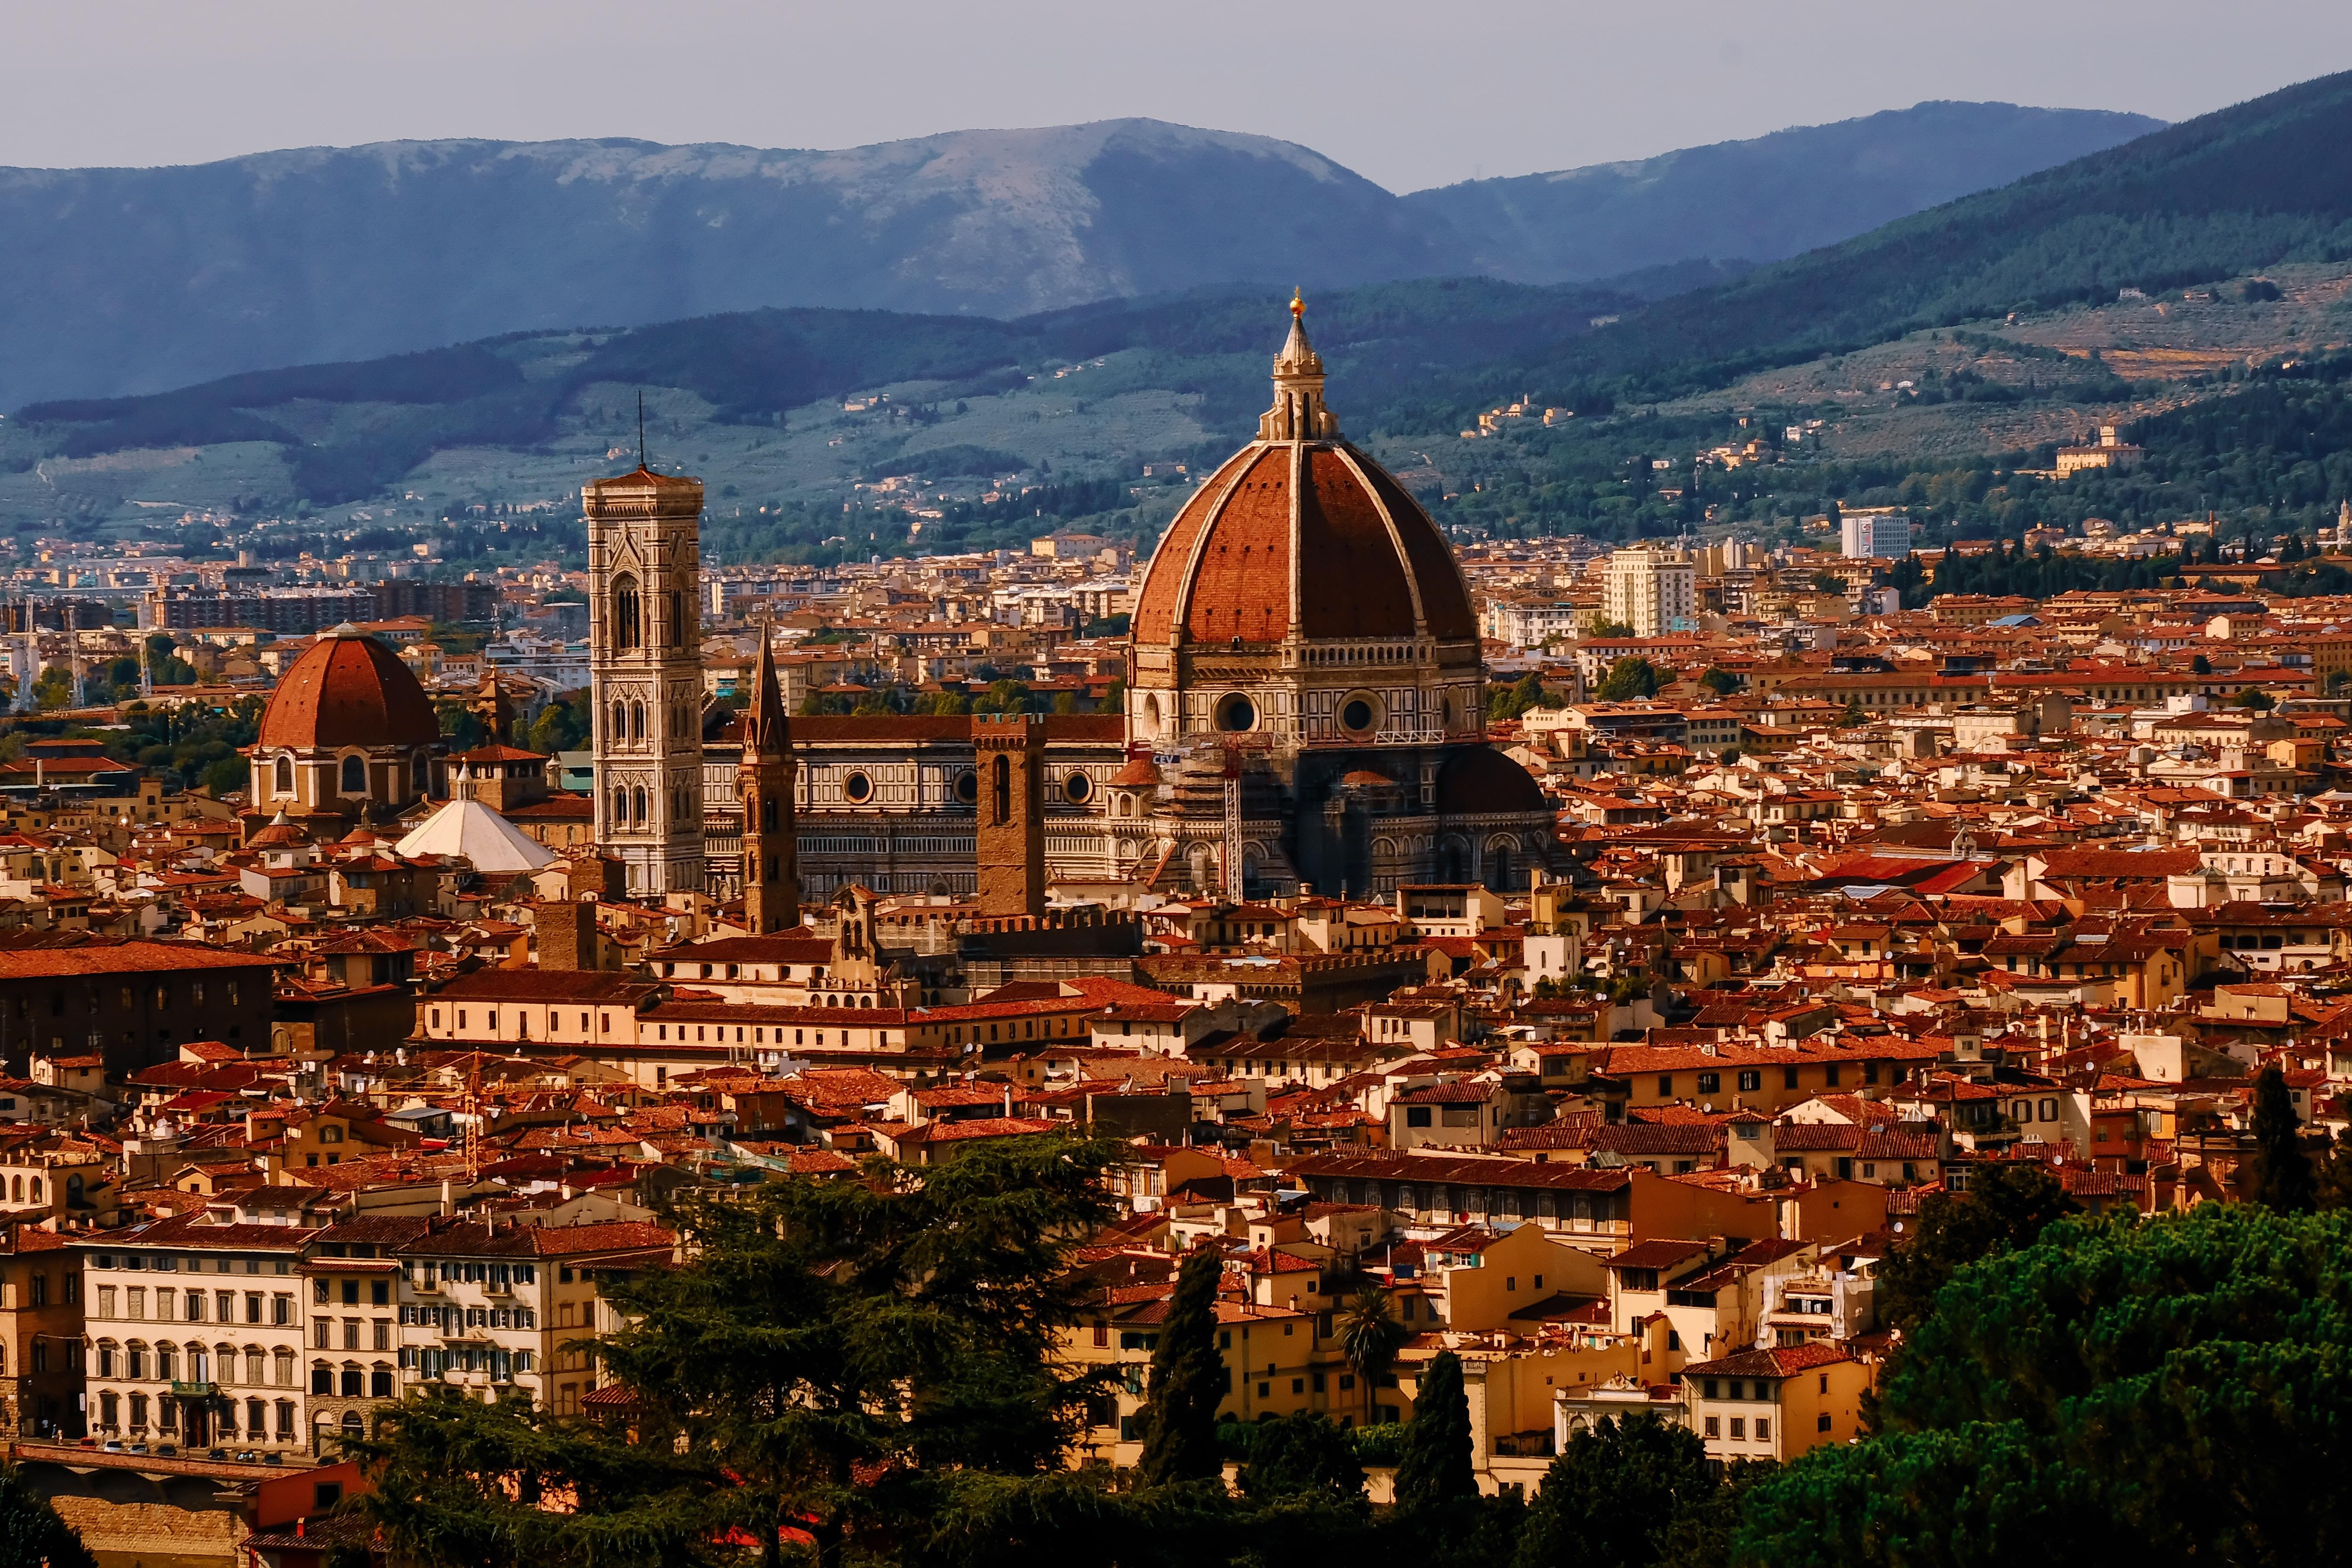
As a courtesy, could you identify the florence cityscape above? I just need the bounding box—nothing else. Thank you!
[0,4,2349,1565]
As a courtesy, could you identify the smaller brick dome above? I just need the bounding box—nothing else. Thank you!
[256,624,440,751]
[1435,748,1548,816]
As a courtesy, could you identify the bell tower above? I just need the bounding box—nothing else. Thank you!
[585,461,706,897]
[973,712,1046,917]
[738,620,800,933]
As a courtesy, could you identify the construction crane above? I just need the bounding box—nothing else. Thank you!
[1222,746,1244,902]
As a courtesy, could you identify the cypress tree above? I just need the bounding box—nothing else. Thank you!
[2246,1063,2317,1212]
[0,1461,97,1568]
[1138,1247,1227,1485]
[1392,1349,1477,1512]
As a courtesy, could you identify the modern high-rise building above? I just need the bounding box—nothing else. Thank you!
[1841,511,1915,561]
[1601,546,1697,637]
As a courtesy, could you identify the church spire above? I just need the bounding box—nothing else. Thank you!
[1259,291,1338,442]
[738,615,800,933]
[742,612,789,758]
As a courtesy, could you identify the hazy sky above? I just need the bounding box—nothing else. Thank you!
[10,0,2351,191]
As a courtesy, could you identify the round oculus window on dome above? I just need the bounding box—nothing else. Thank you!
[1216,693,1258,733]
[842,771,874,803]
[1339,694,1380,735]
[954,770,979,805]
[1065,771,1093,804]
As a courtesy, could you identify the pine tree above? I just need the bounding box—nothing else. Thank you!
[2245,1063,2317,1212]
[1392,1349,1477,1512]
[349,1132,1122,1568]
[1138,1246,1227,1486]
[1513,1415,1715,1568]
[0,1461,98,1568]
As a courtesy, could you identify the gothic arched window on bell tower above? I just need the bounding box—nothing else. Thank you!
[612,575,641,652]
[630,702,645,743]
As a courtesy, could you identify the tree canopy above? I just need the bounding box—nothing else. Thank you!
[1739,1204,2352,1567]
[351,1133,1121,1568]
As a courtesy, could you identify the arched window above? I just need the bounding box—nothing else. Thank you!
[992,753,1011,825]
[27,1176,40,1203]
[610,701,625,742]
[612,575,641,652]
[340,755,366,794]
[630,702,645,743]
[272,756,293,796]
[611,788,627,828]
[632,788,647,826]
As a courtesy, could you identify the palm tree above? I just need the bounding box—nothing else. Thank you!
[1337,1287,1409,1429]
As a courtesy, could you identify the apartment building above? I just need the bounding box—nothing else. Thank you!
[77,1209,321,1453]
[391,1218,676,1417]
[1601,547,1696,639]
[0,1223,81,1438]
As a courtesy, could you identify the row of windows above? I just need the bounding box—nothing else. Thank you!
[1666,1061,1899,1097]
[29,978,245,1017]
[607,784,694,829]
[313,1319,394,1351]
[92,1252,281,1272]
[401,1346,534,1379]
[92,1389,295,1439]
[94,1340,295,1384]
[93,1286,293,1324]
[268,753,427,797]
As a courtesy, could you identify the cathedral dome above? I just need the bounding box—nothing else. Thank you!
[1131,303,1476,652]
[1435,747,1549,816]
[256,624,440,751]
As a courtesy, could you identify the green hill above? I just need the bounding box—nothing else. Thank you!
[1477,69,2352,408]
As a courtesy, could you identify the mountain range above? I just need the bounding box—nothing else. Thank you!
[0,102,2157,408]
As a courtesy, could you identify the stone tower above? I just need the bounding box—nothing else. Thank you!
[973,712,1045,916]
[737,621,800,933]
[584,463,705,897]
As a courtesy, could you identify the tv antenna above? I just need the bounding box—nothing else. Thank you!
[637,391,647,470]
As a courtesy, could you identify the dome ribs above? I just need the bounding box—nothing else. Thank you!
[1132,446,1253,645]
[1359,458,1478,642]
[1180,447,1292,646]
[1299,446,1419,640]
[256,630,441,751]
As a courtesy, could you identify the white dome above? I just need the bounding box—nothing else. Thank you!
[395,798,558,874]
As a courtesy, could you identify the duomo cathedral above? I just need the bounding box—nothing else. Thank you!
[259,302,1557,904]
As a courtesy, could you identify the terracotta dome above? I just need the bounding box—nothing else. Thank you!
[1435,748,1548,815]
[1132,310,1476,650]
[256,624,440,750]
